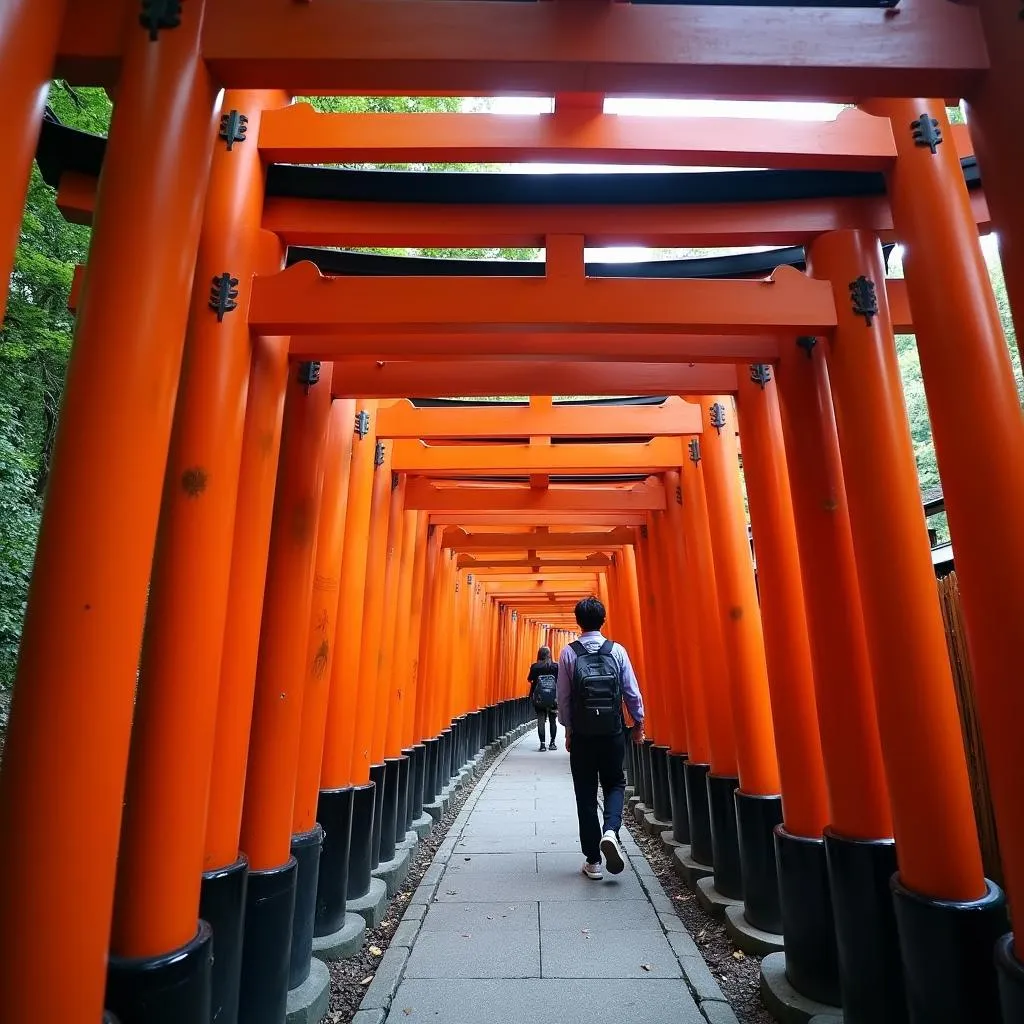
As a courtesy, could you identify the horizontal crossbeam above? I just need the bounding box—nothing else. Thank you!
[259,105,896,171]
[458,556,613,569]
[443,527,633,551]
[248,262,837,336]
[392,437,687,475]
[406,481,666,513]
[429,512,646,527]
[377,397,700,440]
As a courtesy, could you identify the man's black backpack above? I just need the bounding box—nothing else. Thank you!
[569,639,622,736]
[534,670,557,710]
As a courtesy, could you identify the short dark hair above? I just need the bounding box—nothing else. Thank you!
[537,646,552,662]
[575,596,606,632]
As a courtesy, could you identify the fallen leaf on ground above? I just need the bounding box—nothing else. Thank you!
[402,1010,413,1017]
[446,890,458,895]
[461,933,472,938]
[359,976,374,986]
[369,945,383,957]
[733,950,745,960]
[641,964,653,972]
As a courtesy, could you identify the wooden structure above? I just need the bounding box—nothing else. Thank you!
[0,2,1023,1023]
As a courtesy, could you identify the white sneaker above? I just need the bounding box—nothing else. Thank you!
[600,831,625,875]
[582,860,604,880]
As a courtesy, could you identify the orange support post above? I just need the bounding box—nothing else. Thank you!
[402,514,430,748]
[293,398,357,836]
[109,92,288,979]
[699,395,779,908]
[204,325,291,874]
[390,508,422,756]
[414,527,443,748]
[866,99,1024,950]
[734,371,829,840]
[0,3,220,1018]
[809,228,1002,1021]
[235,362,334,1017]
[0,0,66,324]
[320,399,379,790]
[775,326,896,1019]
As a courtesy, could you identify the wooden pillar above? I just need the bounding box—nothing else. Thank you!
[390,509,422,755]
[810,229,1004,1022]
[864,99,1024,937]
[0,4,220,1018]
[109,90,289,968]
[735,371,830,840]
[320,399,378,790]
[0,0,67,323]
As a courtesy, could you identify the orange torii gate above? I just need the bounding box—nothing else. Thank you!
[1,3,1023,1024]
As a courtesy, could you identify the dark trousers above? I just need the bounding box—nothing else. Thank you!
[569,731,627,863]
[536,708,557,743]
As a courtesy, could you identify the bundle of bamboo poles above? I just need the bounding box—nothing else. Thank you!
[938,572,1004,886]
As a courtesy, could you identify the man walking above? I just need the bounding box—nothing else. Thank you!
[556,596,646,880]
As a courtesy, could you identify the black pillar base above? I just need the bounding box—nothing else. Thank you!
[238,858,298,1024]
[289,825,324,990]
[683,761,713,866]
[441,728,454,782]
[315,787,355,937]
[106,921,213,1024]
[891,874,1007,1024]
[347,782,376,901]
[423,737,440,802]
[378,758,402,864]
[199,855,248,1024]
[667,752,691,845]
[399,750,414,833]
[369,762,386,870]
[650,745,672,822]
[775,826,840,1005]
[641,738,654,807]
[707,773,742,899]
[824,829,906,1024]
[996,933,1024,1022]
[735,790,783,933]
[411,743,426,821]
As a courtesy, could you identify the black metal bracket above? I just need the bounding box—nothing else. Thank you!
[796,335,818,359]
[208,273,239,322]
[355,410,370,438]
[391,471,400,491]
[297,361,321,393]
[640,525,648,539]
[688,438,701,465]
[749,364,772,389]
[849,276,879,326]
[140,0,182,41]
[911,113,943,155]
[675,484,683,505]
[709,402,727,435]
[374,441,385,467]
[219,110,249,151]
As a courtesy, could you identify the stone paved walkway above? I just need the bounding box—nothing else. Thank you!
[356,731,738,1024]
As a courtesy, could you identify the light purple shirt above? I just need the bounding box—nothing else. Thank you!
[556,631,645,733]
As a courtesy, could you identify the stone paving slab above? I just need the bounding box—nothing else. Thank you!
[359,731,729,1024]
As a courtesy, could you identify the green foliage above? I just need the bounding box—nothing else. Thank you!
[0,84,111,731]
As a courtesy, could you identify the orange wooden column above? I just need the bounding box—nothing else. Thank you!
[700,396,780,905]
[204,324,291,876]
[321,399,379,790]
[390,508,422,755]
[775,330,897,1018]
[236,361,334,1020]
[620,546,648,687]
[413,527,443,749]
[0,0,66,323]
[809,229,1003,1022]
[293,397,357,834]
[866,100,1024,947]
[0,4,219,1018]
[635,529,668,746]
[735,371,829,838]
[735,366,833,942]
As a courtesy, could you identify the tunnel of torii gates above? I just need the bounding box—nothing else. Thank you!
[3,3,1024,1024]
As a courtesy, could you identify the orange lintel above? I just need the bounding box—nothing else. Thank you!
[377,397,700,440]
[290,332,780,364]
[429,512,646,527]
[258,105,897,172]
[55,0,127,86]
[392,436,687,476]
[479,574,602,585]
[247,263,837,336]
[404,480,666,513]
[329,361,738,398]
[443,527,633,552]
[458,556,613,569]
[197,0,986,99]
